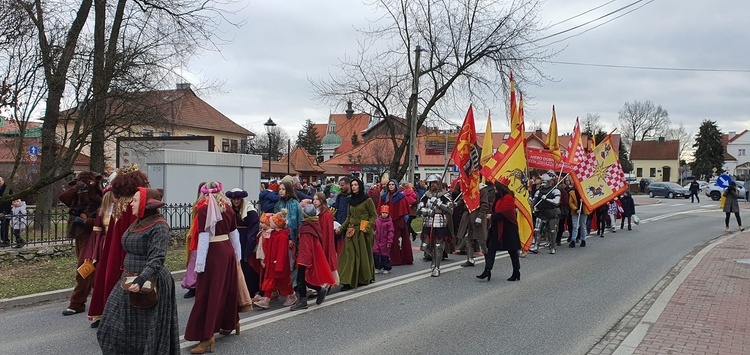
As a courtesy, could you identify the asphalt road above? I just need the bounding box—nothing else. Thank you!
[0,196,728,354]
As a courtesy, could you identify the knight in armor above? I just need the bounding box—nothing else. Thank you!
[531,172,561,254]
[418,174,454,277]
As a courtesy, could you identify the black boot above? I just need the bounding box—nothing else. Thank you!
[507,271,520,281]
[184,289,196,299]
[476,269,491,281]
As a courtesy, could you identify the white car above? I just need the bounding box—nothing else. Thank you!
[704,181,746,201]
[683,181,709,191]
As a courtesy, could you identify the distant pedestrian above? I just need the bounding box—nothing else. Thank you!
[744,180,750,202]
[596,204,608,237]
[568,188,589,248]
[689,179,701,203]
[619,192,636,231]
[723,182,744,232]
[259,181,280,213]
[10,199,27,248]
[608,199,622,233]
[639,179,647,193]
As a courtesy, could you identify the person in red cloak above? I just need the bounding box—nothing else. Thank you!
[289,203,336,310]
[253,209,295,309]
[478,177,521,282]
[378,179,413,265]
[87,167,147,328]
[313,192,338,285]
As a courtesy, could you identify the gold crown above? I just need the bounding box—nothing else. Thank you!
[116,164,139,175]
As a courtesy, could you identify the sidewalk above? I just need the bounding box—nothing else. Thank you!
[593,229,750,355]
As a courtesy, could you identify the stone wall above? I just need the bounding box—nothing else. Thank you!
[0,244,75,265]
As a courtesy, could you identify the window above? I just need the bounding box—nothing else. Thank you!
[636,168,642,177]
[739,149,746,156]
[160,131,170,137]
[141,129,154,137]
[222,138,230,152]
[650,168,656,177]
[230,139,239,153]
[186,133,198,137]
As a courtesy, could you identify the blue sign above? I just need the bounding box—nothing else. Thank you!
[29,146,39,155]
[717,174,732,188]
[453,165,459,172]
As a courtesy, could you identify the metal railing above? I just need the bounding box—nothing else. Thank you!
[2,201,259,247]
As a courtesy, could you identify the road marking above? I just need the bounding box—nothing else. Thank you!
[179,253,511,348]
[671,203,685,207]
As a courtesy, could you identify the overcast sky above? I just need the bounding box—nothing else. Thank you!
[184,0,750,139]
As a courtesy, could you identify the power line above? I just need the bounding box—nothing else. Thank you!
[544,0,654,46]
[533,0,647,43]
[550,61,750,73]
[547,0,619,29]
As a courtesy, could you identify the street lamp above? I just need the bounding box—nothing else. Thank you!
[264,117,276,180]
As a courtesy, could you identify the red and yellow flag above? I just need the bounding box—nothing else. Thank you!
[570,134,629,211]
[480,92,534,251]
[452,105,481,212]
[546,106,561,163]
[563,116,584,165]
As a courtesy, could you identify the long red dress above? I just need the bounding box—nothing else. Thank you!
[184,203,239,341]
[379,189,413,265]
[260,228,294,297]
[88,204,138,321]
[318,208,338,272]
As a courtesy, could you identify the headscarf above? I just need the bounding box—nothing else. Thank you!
[348,178,369,207]
[202,181,224,235]
[380,179,405,204]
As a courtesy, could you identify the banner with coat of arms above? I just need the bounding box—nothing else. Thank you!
[570,134,628,211]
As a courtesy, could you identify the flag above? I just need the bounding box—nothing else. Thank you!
[546,105,561,163]
[509,73,519,131]
[563,116,584,165]
[570,134,628,211]
[480,92,534,252]
[452,105,481,212]
[480,111,493,166]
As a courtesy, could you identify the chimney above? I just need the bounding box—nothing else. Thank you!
[658,137,665,143]
[729,131,736,140]
[176,83,191,90]
[345,101,354,120]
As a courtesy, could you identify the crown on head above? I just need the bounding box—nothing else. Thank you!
[117,164,139,175]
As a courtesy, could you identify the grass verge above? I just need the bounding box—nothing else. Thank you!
[0,248,186,299]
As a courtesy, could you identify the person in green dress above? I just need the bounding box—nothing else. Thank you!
[336,178,377,290]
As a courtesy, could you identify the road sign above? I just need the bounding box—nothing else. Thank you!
[29,146,39,155]
[712,167,718,173]
[716,173,732,188]
[29,154,37,162]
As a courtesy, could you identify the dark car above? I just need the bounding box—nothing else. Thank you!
[647,182,690,199]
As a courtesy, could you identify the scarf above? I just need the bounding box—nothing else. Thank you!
[201,182,224,235]
[348,178,369,207]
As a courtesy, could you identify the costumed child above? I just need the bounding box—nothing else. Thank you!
[290,203,336,310]
[253,209,295,309]
[314,192,339,287]
[607,198,623,233]
[254,213,274,302]
[182,182,206,299]
[374,205,394,274]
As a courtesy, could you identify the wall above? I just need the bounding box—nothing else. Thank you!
[145,149,262,205]
[632,159,679,182]
[0,244,74,265]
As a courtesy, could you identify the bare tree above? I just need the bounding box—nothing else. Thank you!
[313,0,551,180]
[367,138,396,177]
[582,113,604,136]
[618,100,671,149]
[666,122,694,162]
[248,127,292,161]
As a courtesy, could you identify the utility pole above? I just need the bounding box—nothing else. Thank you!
[408,45,424,184]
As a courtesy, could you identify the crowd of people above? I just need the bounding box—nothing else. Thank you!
[54,167,655,354]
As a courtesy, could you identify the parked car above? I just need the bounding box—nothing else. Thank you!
[704,181,747,201]
[647,182,690,198]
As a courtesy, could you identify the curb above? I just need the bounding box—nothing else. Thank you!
[0,269,186,311]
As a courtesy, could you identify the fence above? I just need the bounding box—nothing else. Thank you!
[3,201,259,247]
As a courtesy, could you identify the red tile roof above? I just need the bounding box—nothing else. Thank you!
[630,140,679,160]
[279,147,325,173]
[728,130,748,143]
[0,120,41,134]
[313,113,371,154]
[59,88,253,136]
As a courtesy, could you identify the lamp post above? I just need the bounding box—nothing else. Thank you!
[264,117,276,180]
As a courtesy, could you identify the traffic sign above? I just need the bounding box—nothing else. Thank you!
[29,146,39,155]
[716,173,732,188]
[29,154,37,162]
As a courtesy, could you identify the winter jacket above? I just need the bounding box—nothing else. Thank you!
[374,216,394,255]
[11,201,27,230]
[275,198,302,243]
[723,187,741,213]
[620,195,635,217]
[332,193,350,224]
[259,190,280,213]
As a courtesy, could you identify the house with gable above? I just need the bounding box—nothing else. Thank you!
[725,130,750,179]
[630,138,679,182]
[55,83,254,169]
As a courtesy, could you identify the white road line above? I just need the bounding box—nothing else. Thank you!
[671,203,685,207]
[179,253,511,348]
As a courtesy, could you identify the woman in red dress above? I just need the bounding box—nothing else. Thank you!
[184,181,242,354]
[378,179,413,265]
